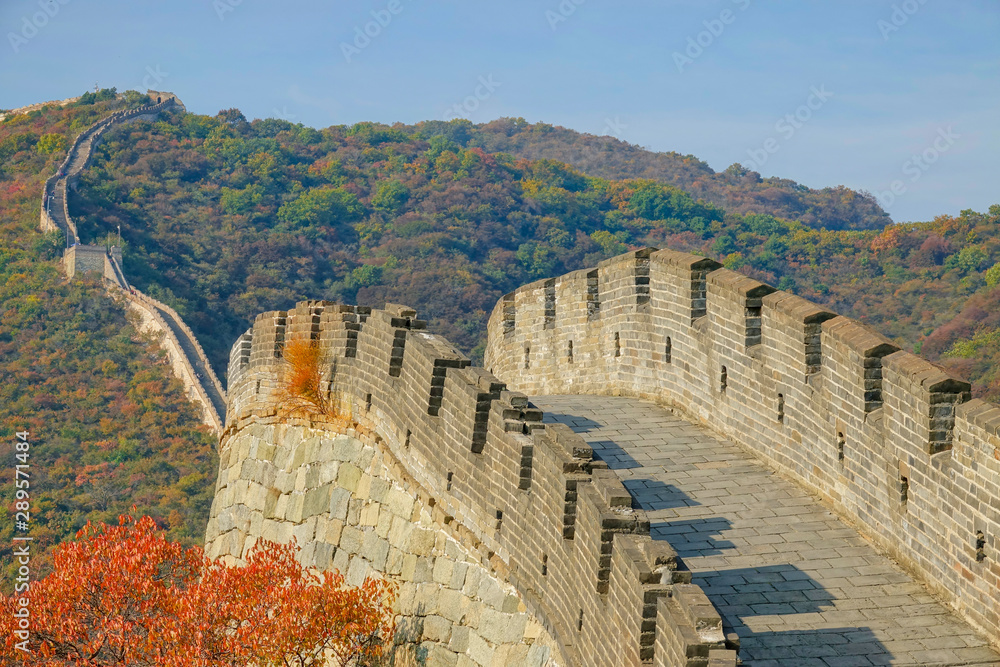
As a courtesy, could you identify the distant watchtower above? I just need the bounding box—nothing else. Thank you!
[64,244,125,283]
[147,90,185,111]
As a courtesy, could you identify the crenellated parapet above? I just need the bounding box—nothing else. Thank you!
[219,300,739,666]
[485,247,1000,645]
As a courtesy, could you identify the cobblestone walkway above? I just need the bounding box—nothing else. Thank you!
[532,395,1000,667]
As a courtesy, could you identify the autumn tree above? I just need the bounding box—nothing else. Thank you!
[0,516,395,666]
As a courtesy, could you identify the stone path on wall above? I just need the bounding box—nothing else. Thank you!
[532,395,1000,667]
[145,298,227,422]
[50,123,98,244]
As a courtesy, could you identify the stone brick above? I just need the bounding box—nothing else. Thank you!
[426,646,459,667]
[422,614,453,643]
[467,631,494,667]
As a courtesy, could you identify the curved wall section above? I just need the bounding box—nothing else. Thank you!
[214,301,740,666]
[484,247,1000,644]
[207,421,561,666]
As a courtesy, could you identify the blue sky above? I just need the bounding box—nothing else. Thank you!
[2,0,997,223]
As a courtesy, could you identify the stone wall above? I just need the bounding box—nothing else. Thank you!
[484,247,1000,647]
[211,301,740,666]
[40,96,180,245]
[206,420,560,667]
[63,244,107,278]
[121,289,224,433]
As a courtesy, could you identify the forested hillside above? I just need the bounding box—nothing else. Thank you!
[0,96,217,584]
[414,117,892,231]
[73,109,728,369]
[70,110,1000,399]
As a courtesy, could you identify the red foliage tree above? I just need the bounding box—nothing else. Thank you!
[0,516,395,666]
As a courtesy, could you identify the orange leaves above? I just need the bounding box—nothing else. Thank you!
[1,515,201,664]
[604,179,639,212]
[0,515,396,666]
[870,224,903,252]
[283,338,324,403]
[276,338,342,418]
[182,541,397,666]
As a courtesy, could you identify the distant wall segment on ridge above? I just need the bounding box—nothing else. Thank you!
[39,96,179,242]
[484,247,1000,645]
[121,288,225,433]
[34,93,226,433]
[213,301,740,666]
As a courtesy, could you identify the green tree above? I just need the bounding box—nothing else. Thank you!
[123,90,151,108]
[36,133,68,154]
[590,230,627,256]
[220,184,264,215]
[371,180,410,215]
[985,262,1000,288]
[947,245,988,273]
[276,187,362,232]
[516,242,557,278]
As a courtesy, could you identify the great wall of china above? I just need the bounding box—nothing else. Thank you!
[21,93,1000,664]
[0,95,80,123]
[208,301,737,666]
[34,92,225,432]
[485,249,1000,663]
[208,248,1000,665]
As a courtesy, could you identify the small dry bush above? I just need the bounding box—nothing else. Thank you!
[277,338,337,417]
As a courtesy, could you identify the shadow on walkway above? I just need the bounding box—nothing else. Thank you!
[542,411,642,469]
[541,412,603,432]
[651,518,735,555]
[623,479,700,511]
[694,565,896,666]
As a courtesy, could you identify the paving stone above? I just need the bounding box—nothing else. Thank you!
[534,395,1000,667]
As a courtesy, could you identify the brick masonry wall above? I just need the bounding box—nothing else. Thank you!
[206,420,560,667]
[121,290,224,432]
[212,301,739,667]
[484,247,1000,647]
[63,245,106,278]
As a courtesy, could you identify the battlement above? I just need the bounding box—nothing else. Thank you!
[222,301,738,666]
[485,247,1000,644]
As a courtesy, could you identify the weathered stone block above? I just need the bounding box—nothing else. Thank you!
[423,614,453,643]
